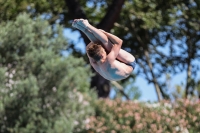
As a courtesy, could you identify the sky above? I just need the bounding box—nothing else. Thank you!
[64,28,200,102]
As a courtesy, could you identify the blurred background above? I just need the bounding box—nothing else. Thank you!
[0,0,200,132]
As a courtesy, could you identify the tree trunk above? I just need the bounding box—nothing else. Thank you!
[143,50,162,102]
[65,0,125,98]
[185,34,193,99]
[185,57,192,99]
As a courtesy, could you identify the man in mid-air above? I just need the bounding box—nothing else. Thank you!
[72,19,136,81]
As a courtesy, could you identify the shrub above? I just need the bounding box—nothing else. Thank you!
[81,99,200,133]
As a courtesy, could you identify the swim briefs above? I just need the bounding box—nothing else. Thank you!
[127,61,136,69]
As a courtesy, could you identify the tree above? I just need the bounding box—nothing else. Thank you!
[0,13,95,133]
[165,0,200,99]
[110,0,176,101]
[112,0,200,101]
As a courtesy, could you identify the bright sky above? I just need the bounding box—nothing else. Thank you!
[64,28,200,102]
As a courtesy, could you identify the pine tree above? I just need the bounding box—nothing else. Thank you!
[0,13,96,133]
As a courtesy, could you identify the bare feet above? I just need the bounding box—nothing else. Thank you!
[72,19,89,30]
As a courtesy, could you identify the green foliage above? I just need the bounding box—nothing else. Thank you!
[82,99,200,133]
[0,0,66,22]
[0,13,96,133]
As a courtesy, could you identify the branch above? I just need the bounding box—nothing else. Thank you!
[111,81,130,100]
[97,0,125,31]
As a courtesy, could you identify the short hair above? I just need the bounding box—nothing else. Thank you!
[86,43,103,61]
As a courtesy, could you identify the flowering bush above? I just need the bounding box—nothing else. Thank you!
[80,99,200,133]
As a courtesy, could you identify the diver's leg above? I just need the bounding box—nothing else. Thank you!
[72,19,111,50]
[72,19,101,44]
